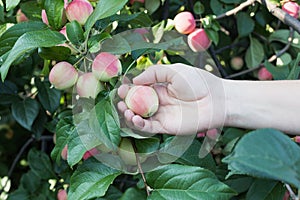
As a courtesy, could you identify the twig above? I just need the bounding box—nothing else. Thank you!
[215,0,256,20]
[285,184,298,200]
[131,139,151,196]
[256,0,300,34]
[209,46,228,78]
[225,27,294,79]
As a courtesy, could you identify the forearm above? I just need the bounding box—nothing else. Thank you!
[223,79,300,135]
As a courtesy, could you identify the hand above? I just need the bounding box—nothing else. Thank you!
[118,63,226,135]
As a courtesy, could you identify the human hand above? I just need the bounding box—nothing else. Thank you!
[118,63,226,135]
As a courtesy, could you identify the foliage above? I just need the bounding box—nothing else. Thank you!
[0,0,299,199]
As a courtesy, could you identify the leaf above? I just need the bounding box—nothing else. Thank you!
[66,21,84,45]
[35,78,61,114]
[236,12,255,37]
[0,21,47,56]
[51,116,100,167]
[269,29,300,49]
[85,0,128,32]
[20,171,41,193]
[38,46,71,61]
[0,29,65,81]
[89,97,121,150]
[223,128,300,188]
[45,0,65,30]
[264,61,289,80]
[120,187,147,200]
[245,179,285,200]
[5,0,20,11]
[287,52,300,80]
[245,36,264,68]
[28,149,56,180]
[11,98,40,131]
[146,164,236,200]
[145,0,160,14]
[68,158,121,200]
[193,1,205,15]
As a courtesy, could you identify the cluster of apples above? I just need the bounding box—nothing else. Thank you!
[49,52,122,98]
[173,11,211,52]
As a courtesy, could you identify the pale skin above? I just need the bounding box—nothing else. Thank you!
[118,63,300,135]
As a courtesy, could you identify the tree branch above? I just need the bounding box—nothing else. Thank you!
[256,0,300,34]
[215,0,256,20]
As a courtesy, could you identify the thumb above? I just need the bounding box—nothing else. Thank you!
[133,65,175,85]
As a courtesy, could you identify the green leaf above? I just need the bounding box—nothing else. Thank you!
[205,28,219,45]
[0,21,47,56]
[5,0,20,11]
[0,29,65,81]
[45,0,65,30]
[28,149,56,180]
[269,29,300,49]
[20,171,41,193]
[287,52,300,80]
[245,179,285,200]
[85,0,128,32]
[66,21,84,45]
[194,1,205,15]
[146,164,237,200]
[220,0,243,3]
[89,97,121,150]
[135,137,160,154]
[145,0,160,14]
[223,128,300,188]
[11,98,40,131]
[68,158,121,200]
[35,78,61,114]
[264,61,289,80]
[100,34,131,55]
[7,188,30,200]
[245,36,264,68]
[120,187,147,200]
[38,46,71,61]
[97,186,123,200]
[236,12,255,37]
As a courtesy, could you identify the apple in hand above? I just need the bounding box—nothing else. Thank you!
[125,85,159,118]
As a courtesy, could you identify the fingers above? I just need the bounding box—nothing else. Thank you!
[133,65,176,85]
[117,84,130,99]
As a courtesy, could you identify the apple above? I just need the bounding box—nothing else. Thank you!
[92,52,122,82]
[130,0,145,4]
[61,145,68,160]
[125,85,159,118]
[76,72,104,98]
[230,57,244,70]
[174,11,196,34]
[57,189,67,200]
[16,9,28,23]
[294,136,300,143]
[66,0,93,25]
[282,1,300,18]
[258,67,273,80]
[187,28,211,52]
[82,147,100,160]
[49,62,78,90]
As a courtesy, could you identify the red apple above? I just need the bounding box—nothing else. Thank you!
[49,62,78,90]
[57,189,67,200]
[130,0,145,4]
[258,67,273,80]
[174,11,196,34]
[83,147,100,160]
[92,52,122,82]
[61,145,68,160]
[282,1,300,18]
[16,9,28,23]
[125,86,159,118]
[66,0,93,25]
[187,28,211,52]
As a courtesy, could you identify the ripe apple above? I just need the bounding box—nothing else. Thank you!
[282,1,300,18]
[16,9,28,23]
[258,67,273,80]
[174,11,196,34]
[57,189,67,200]
[49,62,78,90]
[230,57,244,70]
[61,145,68,160]
[76,72,104,99]
[125,85,159,118]
[187,28,211,52]
[66,0,93,25]
[92,52,122,82]
[82,147,100,160]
